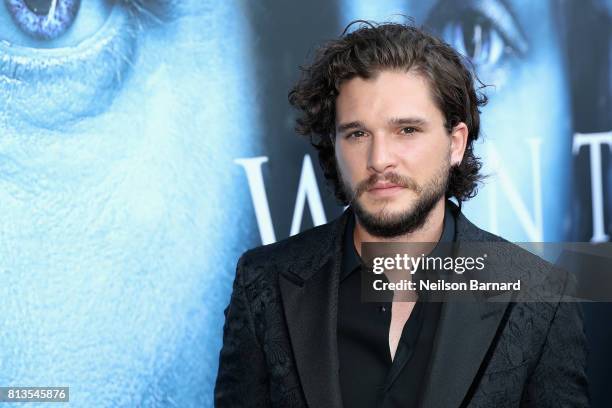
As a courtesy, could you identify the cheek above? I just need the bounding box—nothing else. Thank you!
[335,146,360,182]
[398,138,449,177]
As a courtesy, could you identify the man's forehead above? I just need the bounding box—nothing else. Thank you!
[336,69,436,104]
[335,70,442,125]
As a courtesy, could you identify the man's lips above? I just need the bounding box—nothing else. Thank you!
[368,183,403,191]
[367,183,406,197]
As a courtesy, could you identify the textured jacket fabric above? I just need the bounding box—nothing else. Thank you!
[214,205,589,407]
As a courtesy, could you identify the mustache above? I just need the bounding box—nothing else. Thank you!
[352,172,421,199]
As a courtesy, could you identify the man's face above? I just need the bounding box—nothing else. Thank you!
[334,70,456,237]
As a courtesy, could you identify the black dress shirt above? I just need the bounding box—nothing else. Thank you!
[337,202,456,408]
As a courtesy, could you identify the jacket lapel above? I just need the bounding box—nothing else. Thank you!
[279,211,349,408]
[419,293,511,408]
[420,208,511,408]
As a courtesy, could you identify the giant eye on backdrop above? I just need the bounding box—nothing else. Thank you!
[0,1,177,129]
[0,0,136,128]
[5,0,81,40]
[441,16,504,67]
[426,0,528,71]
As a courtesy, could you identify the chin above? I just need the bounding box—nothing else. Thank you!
[364,197,415,216]
[360,202,414,221]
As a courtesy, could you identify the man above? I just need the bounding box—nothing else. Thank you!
[215,22,588,407]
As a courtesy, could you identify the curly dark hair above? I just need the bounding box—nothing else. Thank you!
[288,20,487,205]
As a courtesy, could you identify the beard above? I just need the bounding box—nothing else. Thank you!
[340,163,450,238]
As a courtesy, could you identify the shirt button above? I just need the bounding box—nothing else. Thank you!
[379,306,387,312]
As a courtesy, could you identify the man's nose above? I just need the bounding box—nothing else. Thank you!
[368,134,397,173]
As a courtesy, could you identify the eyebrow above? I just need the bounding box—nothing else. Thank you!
[336,117,429,133]
[388,117,429,127]
[336,121,365,133]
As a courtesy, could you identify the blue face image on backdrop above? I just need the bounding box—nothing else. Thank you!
[0,0,607,407]
[0,0,257,406]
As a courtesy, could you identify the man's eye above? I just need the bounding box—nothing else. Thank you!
[400,127,417,135]
[441,17,504,67]
[5,0,81,40]
[348,130,367,139]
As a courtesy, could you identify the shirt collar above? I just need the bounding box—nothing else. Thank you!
[340,200,457,282]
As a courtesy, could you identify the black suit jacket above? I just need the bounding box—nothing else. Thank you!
[215,205,589,407]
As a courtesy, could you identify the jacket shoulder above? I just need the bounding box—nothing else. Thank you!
[458,209,572,302]
[237,214,345,286]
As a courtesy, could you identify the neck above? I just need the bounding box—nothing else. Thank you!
[353,198,446,256]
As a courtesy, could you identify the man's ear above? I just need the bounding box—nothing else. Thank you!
[450,122,469,166]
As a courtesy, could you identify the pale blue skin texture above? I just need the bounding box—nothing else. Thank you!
[341,0,572,241]
[0,1,256,406]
